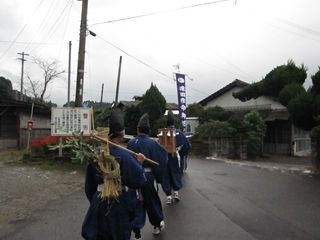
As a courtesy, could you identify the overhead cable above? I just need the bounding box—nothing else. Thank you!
[95,34,209,96]
[0,0,45,61]
[92,0,232,26]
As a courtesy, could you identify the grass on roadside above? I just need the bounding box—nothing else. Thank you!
[0,149,25,163]
[0,149,84,172]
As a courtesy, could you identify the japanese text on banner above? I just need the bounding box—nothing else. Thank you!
[176,73,187,131]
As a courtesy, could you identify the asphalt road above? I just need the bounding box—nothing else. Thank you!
[2,157,320,240]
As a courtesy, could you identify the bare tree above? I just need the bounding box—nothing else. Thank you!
[26,57,65,102]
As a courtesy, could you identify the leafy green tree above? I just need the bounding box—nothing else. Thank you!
[278,83,306,106]
[0,76,13,99]
[232,81,262,101]
[199,106,233,124]
[194,120,235,141]
[232,60,320,131]
[242,111,266,158]
[153,114,180,135]
[287,92,315,130]
[186,103,204,117]
[227,114,246,137]
[233,60,307,100]
[124,105,141,135]
[310,67,320,95]
[139,83,166,133]
[95,106,112,127]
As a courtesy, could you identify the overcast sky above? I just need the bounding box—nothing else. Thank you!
[1,0,320,106]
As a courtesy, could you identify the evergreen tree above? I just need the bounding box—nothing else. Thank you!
[139,83,166,133]
[242,111,266,158]
[0,76,13,99]
[186,103,204,117]
[199,106,233,124]
[233,60,320,131]
[233,60,307,100]
[124,105,141,135]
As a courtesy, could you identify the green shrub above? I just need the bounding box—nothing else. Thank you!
[194,120,235,141]
[242,111,266,158]
[311,125,320,138]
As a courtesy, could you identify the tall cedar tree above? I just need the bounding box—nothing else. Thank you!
[139,83,166,134]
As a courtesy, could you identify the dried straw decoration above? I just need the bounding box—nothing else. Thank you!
[96,134,122,200]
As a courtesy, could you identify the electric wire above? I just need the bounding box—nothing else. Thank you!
[95,34,209,97]
[91,0,232,26]
[57,1,74,59]
[28,0,73,55]
[0,40,57,45]
[36,0,59,34]
[24,0,61,52]
[275,17,320,39]
[0,0,45,61]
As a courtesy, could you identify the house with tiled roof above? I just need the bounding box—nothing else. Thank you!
[0,77,51,149]
[198,79,310,156]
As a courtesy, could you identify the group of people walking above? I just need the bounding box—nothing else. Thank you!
[82,108,191,240]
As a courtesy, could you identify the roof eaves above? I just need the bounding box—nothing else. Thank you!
[199,79,249,106]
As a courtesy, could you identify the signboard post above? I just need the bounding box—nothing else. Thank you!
[51,107,92,136]
[51,107,92,157]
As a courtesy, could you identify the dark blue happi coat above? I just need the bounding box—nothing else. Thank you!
[161,128,191,196]
[81,147,145,240]
[127,134,167,228]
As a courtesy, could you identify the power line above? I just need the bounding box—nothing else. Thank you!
[0,40,59,45]
[95,34,209,96]
[275,17,320,39]
[91,0,232,26]
[0,0,45,61]
[96,35,173,81]
[36,0,60,34]
[28,0,73,54]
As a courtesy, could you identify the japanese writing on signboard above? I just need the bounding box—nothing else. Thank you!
[175,73,187,131]
[51,107,92,136]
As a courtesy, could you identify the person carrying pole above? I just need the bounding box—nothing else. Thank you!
[127,113,168,236]
[81,108,146,240]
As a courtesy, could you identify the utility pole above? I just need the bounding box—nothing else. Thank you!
[18,52,29,96]
[100,83,104,105]
[75,0,88,107]
[67,41,72,107]
[114,56,122,106]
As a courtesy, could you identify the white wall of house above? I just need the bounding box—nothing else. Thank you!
[204,87,286,110]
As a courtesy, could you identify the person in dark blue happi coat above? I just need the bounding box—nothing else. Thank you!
[161,110,191,205]
[81,108,146,240]
[180,131,191,175]
[127,113,168,236]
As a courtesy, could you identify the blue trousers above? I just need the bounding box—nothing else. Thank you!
[141,172,164,227]
[161,155,182,196]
